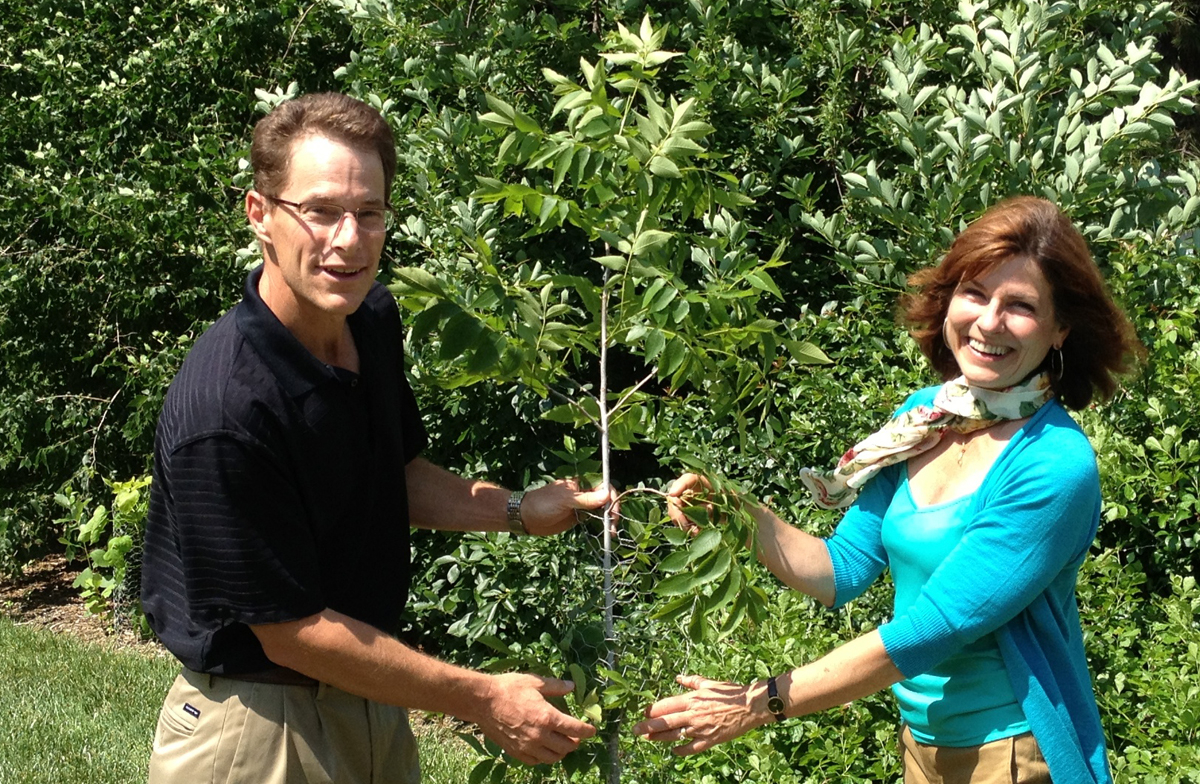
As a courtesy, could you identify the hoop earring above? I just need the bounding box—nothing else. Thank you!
[1051,346,1064,382]
[942,317,952,347]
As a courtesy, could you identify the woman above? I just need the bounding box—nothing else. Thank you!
[633,197,1139,783]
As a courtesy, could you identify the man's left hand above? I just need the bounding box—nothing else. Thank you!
[521,480,617,536]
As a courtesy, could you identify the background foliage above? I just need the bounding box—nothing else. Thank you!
[3,0,1199,781]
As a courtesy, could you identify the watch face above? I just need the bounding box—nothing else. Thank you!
[767,696,785,714]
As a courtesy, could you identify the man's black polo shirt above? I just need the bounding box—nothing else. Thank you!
[141,266,427,674]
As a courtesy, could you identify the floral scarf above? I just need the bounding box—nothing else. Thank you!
[798,373,1055,509]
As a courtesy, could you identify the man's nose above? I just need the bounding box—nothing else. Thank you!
[330,211,361,247]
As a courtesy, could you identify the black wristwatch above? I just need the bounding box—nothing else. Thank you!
[766,676,786,722]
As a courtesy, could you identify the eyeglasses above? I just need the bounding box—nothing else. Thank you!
[264,196,394,234]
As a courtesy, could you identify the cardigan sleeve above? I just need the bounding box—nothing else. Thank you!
[825,462,901,608]
[878,418,1101,678]
[824,388,933,609]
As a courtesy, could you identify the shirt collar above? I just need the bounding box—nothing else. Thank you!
[235,264,363,398]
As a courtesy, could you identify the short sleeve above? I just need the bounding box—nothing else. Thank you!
[397,369,427,464]
[878,429,1101,678]
[166,433,326,626]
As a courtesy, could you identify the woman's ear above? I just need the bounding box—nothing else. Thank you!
[1054,322,1071,349]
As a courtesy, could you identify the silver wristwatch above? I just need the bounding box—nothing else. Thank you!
[506,491,528,535]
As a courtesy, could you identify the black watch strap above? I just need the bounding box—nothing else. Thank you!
[766,676,786,722]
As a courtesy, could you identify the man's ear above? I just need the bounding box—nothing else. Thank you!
[246,190,273,246]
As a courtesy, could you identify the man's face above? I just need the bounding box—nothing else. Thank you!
[248,134,387,326]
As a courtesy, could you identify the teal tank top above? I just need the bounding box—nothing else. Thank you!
[881,472,1030,746]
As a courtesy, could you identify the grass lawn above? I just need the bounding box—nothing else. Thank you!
[0,616,476,783]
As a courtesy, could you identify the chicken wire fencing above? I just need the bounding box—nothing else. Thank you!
[417,492,751,784]
[115,488,739,783]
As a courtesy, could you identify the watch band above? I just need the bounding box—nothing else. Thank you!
[766,676,786,722]
[506,491,528,535]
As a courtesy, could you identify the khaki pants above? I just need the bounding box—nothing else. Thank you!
[148,669,421,784]
[901,725,1051,784]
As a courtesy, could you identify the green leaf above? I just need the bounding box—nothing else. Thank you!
[468,760,494,784]
[644,328,666,362]
[712,189,754,209]
[78,506,109,543]
[783,339,831,365]
[687,596,707,643]
[654,571,700,597]
[651,594,693,621]
[542,68,572,87]
[391,267,446,296]
[632,230,672,257]
[466,332,503,374]
[659,548,693,573]
[440,312,484,361]
[484,94,516,119]
[648,156,682,178]
[512,111,542,135]
[674,121,715,138]
[476,634,516,655]
[648,285,679,313]
[602,52,641,66]
[1121,121,1155,139]
[991,51,1016,78]
[594,254,627,271]
[552,146,575,189]
[646,50,682,67]
[660,136,705,157]
[478,112,512,128]
[659,337,687,377]
[647,96,670,132]
[745,269,783,299]
[1065,154,1080,183]
[689,527,722,561]
[691,546,733,586]
[718,592,748,640]
[568,663,588,696]
[705,564,743,613]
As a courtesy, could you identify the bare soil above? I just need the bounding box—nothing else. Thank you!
[0,553,166,656]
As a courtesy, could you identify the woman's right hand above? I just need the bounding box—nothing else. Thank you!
[665,473,716,536]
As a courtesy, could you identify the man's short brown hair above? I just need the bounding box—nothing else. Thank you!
[250,92,396,198]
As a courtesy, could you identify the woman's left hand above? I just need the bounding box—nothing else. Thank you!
[631,674,768,755]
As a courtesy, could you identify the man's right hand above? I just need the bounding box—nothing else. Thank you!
[476,673,597,765]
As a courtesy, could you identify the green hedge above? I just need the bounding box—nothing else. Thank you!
[3,1,1199,781]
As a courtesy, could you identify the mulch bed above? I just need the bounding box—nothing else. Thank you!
[0,553,165,655]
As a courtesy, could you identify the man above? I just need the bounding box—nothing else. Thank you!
[141,92,610,783]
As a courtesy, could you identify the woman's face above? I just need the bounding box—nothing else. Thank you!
[944,256,1070,390]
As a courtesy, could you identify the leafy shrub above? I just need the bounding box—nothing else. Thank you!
[1078,551,1200,782]
[0,0,355,571]
[4,0,1200,781]
[56,474,150,633]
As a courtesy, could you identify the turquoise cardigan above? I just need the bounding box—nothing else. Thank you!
[825,387,1113,783]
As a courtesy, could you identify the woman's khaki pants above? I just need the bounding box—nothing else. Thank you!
[148,669,421,784]
[901,725,1052,784]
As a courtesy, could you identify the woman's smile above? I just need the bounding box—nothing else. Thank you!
[945,256,1068,389]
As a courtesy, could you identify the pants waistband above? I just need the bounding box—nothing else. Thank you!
[202,666,319,687]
